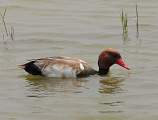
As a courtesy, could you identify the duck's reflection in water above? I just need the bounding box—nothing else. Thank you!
[99,75,124,94]
[24,75,89,97]
[97,75,125,114]
[23,73,125,98]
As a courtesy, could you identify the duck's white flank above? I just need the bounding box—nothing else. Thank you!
[42,64,77,78]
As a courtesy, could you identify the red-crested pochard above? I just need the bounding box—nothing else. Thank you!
[19,48,130,78]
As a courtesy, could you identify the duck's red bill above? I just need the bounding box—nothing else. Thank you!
[115,58,130,70]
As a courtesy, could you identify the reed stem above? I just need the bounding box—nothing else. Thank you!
[121,9,128,36]
[0,8,8,36]
[136,4,139,37]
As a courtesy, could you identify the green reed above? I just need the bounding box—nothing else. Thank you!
[121,10,128,35]
[0,8,15,41]
[136,4,139,37]
[121,4,139,40]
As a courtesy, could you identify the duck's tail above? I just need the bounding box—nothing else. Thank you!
[18,64,26,69]
[18,61,42,75]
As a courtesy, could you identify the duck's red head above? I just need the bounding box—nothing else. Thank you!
[98,48,130,75]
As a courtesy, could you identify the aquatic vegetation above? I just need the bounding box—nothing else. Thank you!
[136,4,139,37]
[121,9,128,35]
[121,4,139,40]
[0,8,14,41]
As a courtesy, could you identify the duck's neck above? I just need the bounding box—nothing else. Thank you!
[98,68,109,75]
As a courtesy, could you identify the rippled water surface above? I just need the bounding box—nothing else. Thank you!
[0,0,158,120]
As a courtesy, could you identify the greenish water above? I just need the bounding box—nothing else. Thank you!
[0,0,158,120]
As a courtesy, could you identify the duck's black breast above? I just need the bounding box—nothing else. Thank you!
[76,62,98,77]
[77,69,97,77]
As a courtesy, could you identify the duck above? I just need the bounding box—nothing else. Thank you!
[19,48,130,78]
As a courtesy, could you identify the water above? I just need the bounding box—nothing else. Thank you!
[0,0,158,119]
